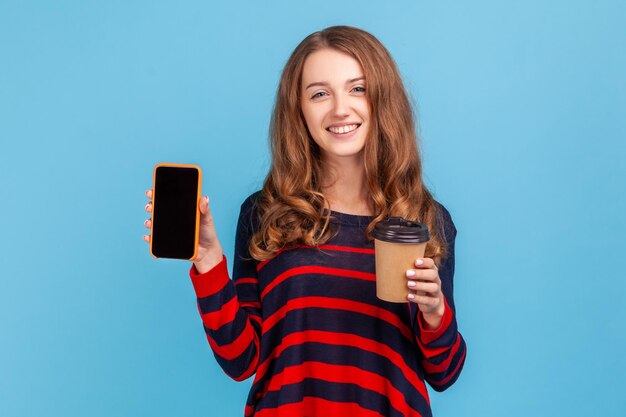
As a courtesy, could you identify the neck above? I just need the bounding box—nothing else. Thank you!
[320,153,373,215]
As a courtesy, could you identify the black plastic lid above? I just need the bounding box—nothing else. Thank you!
[372,217,430,244]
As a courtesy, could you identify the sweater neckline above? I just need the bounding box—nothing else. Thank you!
[325,209,377,227]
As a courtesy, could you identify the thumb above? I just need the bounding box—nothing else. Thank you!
[199,195,209,215]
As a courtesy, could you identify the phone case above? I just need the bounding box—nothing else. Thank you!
[150,162,203,260]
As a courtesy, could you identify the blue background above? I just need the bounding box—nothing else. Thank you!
[1,1,625,416]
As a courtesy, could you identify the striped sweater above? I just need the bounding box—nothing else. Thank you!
[189,192,466,416]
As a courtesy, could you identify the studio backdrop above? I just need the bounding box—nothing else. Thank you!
[1,1,625,416]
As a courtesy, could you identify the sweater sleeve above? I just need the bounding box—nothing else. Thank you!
[410,202,467,392]
[188,193,262,381]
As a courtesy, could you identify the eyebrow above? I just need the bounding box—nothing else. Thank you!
[305,76,365,90]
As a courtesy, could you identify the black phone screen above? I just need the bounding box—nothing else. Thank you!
[152,166,199,259]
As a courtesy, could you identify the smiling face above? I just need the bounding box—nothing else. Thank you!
[300,48,370,164]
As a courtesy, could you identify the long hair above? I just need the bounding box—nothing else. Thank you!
[250,26,449,265]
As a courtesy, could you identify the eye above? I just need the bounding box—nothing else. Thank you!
[311,91,327,99]
[352,86,366,94]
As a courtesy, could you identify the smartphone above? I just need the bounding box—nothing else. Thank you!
[150,163,202,260]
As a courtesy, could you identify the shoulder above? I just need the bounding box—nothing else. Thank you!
[240,190,262,213]
[237,190,262,234]
[433,199,457,243]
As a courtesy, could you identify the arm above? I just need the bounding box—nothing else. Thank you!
[410,203,467,391]
[189,195,262,381]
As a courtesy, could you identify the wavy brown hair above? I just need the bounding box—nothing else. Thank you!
[249,26,449,265]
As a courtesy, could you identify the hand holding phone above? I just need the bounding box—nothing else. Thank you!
[143,163,223,270]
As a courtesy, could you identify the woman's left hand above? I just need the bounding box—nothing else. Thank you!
[406,258,445,329]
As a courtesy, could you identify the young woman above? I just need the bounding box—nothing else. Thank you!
[144,26,466,417]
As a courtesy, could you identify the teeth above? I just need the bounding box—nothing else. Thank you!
[328,124,358,134]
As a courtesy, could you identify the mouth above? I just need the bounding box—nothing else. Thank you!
[326,123,361,135]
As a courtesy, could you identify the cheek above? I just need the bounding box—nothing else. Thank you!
[306,125,323,146]
[300,105,313,129]
[358,100,371,120]
[299,111,318,144]
[301,115,314,140]
[301,107,326,138]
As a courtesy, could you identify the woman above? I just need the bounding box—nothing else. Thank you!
[144,26,466,417]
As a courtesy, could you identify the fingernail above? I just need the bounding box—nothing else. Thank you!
[415,259,423,266]
[406,270,416,277]
[408,281,416,287]
[408,293,415,300]
[145,203,150,210]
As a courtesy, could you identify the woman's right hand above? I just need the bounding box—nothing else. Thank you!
[144,189,224,274]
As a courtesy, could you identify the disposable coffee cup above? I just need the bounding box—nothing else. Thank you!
[373,217,430,303]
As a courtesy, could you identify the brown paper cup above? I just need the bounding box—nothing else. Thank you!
[372,217,430,303]
[375,240,427,302]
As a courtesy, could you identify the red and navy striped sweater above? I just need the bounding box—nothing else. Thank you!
[189,192,466,416]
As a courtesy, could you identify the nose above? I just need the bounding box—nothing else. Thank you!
[332,94,349,118]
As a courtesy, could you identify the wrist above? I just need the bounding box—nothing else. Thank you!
[193,247,224,274]
[421,302,445,330]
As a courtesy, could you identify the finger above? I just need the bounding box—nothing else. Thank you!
[145,189,153,199]
[199,196,209,214]
[144,219,152,229]
[145,202,152,213]
[407,280,439,293]
[143,234,150,243]
[414,257,437,270]
[407,292,439,306]
[406,268,438,281]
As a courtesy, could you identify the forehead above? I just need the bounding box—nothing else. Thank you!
[301,48,364,86]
